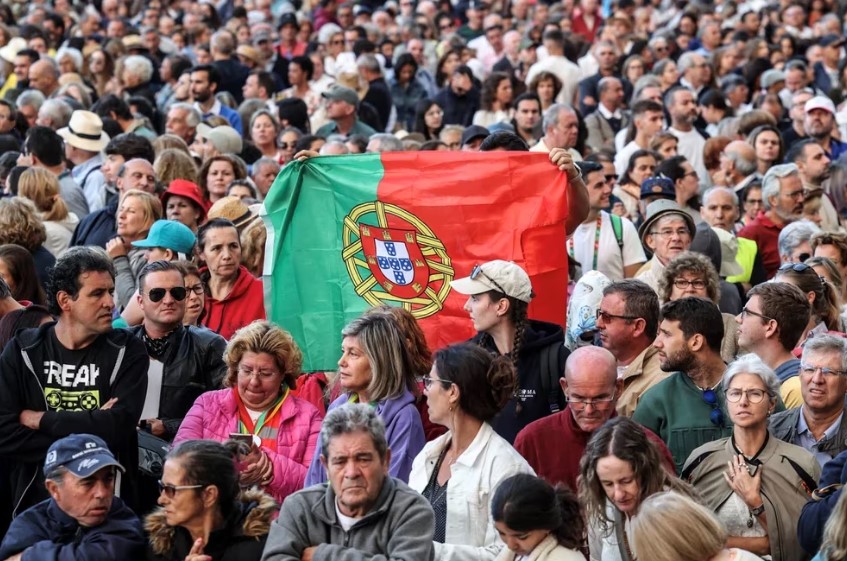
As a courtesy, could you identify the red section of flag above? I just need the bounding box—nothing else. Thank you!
[375,151,570,351]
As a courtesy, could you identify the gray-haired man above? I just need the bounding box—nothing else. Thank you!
[262,403,434,561]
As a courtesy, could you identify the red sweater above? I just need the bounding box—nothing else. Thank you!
[202,265,266,340]
[514,407,676,491]
[738,212,784,280]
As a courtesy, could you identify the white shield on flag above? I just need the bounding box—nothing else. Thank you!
[375,239,415,286]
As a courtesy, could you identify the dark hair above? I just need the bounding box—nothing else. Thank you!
[747,281,811,350]
[603,280,660,338]
[577,160,604,177]
[433,343,515,422]
[46,247,116,316]
[655,155,688,184]
[621,149,657,186]
[295,134,323,153]
[394,53,418,79]
[492,474,584,550]
[290,55,315,81]
[16,48,39,64]
[785,138,820,165]
[480,131,529,151]
[413,99,443,140]
[104,133,156,163]
[166,54,194,82]
[190,64,221,88]
[92,94,134,121]
[660,297,724,352]
[138,259,184,293]
[128,96,155,127]
[277,98,310,134]
[513,91,541,111]
[197,218,238,252]
[166,440,241,521]
[24,126,64,167]
[699,88,729,111]
[480,71,511,112]
[0,304,52,348]
[0,244,46,306]
[775,265,841,330]
[250,70,276,98]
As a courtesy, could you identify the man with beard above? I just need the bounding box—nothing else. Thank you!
[738,164,805,278]
[510,92,542,147]
[189,64,243,134]
[803,96,847,160]
[632,297,731,471]
[666,87,708,183]
[786,139,841,231]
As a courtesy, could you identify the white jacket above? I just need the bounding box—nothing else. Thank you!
[494,535,583,561]
[409,423,535,561]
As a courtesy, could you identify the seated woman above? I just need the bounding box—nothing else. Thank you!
[174,321,323,504]
[658,251,739,363]
[304,311,426,485]
[491,474,584,561]
[579,416,695,561]
[631,492,763,561]
[145,439,277,561]
[682,354,821,561]
[409,343,534,561]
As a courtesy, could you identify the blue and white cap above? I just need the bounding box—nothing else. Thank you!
[43,434,124,478]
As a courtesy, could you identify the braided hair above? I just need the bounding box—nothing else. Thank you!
[477,290,529,368]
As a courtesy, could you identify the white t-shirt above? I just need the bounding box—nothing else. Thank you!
[614,140,640,177]
[668,127,709,186]
[569,211,646,281]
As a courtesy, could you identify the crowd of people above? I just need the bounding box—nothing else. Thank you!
[3,0,847,560]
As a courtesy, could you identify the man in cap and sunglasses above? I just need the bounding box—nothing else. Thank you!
[0,247,149,524]
[0,434,145,560]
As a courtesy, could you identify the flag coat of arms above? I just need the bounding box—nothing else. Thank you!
[261,151,570,372]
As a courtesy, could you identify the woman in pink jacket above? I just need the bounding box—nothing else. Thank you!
[174,321,323,504]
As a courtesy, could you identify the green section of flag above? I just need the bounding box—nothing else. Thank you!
[261,154,384,372]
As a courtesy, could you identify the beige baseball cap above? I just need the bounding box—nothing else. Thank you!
[451,260,534,303]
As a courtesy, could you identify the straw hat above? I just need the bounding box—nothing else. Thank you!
[207,196,259,231]
[0,37,27,64]
[57,111,110,152]
[236,44,263,65]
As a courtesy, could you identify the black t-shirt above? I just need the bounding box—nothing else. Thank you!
[40,329,117,412]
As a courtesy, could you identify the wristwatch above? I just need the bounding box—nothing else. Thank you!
[749,504,765,517]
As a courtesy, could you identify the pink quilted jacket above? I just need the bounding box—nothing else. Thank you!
[174,388,323,503]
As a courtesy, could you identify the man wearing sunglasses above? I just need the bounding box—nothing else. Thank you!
[0,247,149,526]
[128,260,227,442]
[633,298,733,471]
[0,434,145,561]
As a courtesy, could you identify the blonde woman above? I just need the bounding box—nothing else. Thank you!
[106,189,163,310]
[631,492,762,561]
[813,488,847,561]
[17,168,79,257]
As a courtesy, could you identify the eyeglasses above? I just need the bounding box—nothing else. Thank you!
[650,229,691,238]
[422,376,452,389]
[470,264,508,295]
[146,287,187,302]
[783,189,805,200]
[673,278,707,289]
[740,306,773,322]
[604,174,618,183]
[280,142,297,150]
[330,39,344,45]
[725,388,768,403]
[567,391,616,410]
[596,309,638,322]
[237,366,279,380]
[800,362,847,377]
[158,481,204,498]
[186,283,204,295]
[701,388,724,426]
[439,24,453,30]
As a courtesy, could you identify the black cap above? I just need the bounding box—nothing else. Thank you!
[461,125,489,145]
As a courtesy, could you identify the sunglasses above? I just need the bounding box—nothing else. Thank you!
[146,287,187,302]
[470,264,508,295]
[701,388,724,427]
[157,481,204,498]
[280,142,297,150]
[778,262,813,274]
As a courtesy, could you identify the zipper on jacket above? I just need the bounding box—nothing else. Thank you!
[14,348,49,517]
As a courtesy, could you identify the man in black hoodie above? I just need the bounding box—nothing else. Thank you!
[0,247,148,528]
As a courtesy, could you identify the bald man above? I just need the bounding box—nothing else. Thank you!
[514,346,675,490]
[27,59,60,97]
[720,140,759,194]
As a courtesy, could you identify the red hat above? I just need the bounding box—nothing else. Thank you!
[162,180,209,223]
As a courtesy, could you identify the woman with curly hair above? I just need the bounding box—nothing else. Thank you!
[579,416,696,561]
[154,148,199,186]
[410,343,533,558]
[450,260,568,443]
[473,72,514,127]
[529,71,563,112]
[174,321,323,504]
[0,197,54,289]
[658,251,739,362]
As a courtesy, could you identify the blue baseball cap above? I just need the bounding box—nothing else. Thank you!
[44,434,124,478]
[132,220,197,255]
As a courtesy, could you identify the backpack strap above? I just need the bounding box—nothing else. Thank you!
[539,342,562,414]
[609,213,624,250]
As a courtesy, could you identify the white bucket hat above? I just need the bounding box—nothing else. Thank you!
[58,111,110,152]
[0,37,27,64]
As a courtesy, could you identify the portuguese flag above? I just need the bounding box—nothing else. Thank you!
[261,151,570,372]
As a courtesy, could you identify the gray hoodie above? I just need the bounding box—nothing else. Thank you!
[261,477,435,561]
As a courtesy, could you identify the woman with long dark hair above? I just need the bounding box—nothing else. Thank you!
[413,99,445,141]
